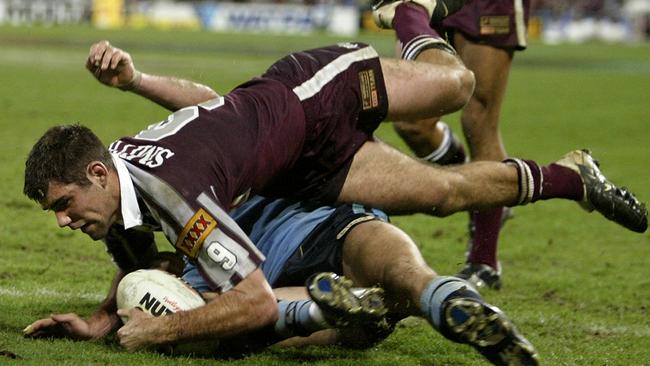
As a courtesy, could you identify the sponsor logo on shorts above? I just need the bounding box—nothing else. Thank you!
[138,292,174,317]
[479,15,511,35]
[359,69,379,110]
[176,208,217,259]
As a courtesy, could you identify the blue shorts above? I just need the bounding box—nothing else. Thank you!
[183,196,388,292]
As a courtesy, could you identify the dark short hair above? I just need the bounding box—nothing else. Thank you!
[24,124,114,202]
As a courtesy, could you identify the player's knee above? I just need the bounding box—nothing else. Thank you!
[451,68,475,111]
[429,179,456,217]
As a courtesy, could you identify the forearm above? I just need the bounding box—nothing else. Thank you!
[142,270,277,345]
[128,72,219,111]
[87,40,219,110]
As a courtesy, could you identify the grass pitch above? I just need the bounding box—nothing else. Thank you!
[1,25,649,365]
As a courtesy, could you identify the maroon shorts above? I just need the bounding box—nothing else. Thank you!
[260,43,389,203]
[440,0,531,50]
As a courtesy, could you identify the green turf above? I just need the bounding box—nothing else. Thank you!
[1,25,649,365]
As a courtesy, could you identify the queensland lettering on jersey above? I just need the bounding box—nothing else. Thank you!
[109,140,175,168]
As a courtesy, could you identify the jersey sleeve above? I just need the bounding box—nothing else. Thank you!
[176,192,265,292]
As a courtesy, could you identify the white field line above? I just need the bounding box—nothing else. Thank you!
[586,324,650,338]
[0,48,83,68]
[0,286,104,302]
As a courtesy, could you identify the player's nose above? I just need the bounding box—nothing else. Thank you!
[55,211,72,228]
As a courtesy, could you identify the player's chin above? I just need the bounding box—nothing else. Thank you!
[83,223,108,241]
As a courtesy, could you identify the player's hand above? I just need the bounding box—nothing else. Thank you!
[116,308,157,351]
[23,313,94,340]
[86,40,139,90]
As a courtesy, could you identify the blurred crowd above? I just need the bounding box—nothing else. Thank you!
[1,0,649,42]
[531,0,650,43]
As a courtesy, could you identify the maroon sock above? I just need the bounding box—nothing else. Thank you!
[466,208,503,269]
[393,3,441,46]
[539,163,584,201]
[506,158,584,204]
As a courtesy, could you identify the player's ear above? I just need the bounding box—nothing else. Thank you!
[86,161,109,186]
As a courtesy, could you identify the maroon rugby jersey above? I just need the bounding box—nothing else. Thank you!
[107,79,305,291]
[105,43,387,292]
[112,78,306,209]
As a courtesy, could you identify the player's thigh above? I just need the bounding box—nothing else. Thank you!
[341,219,433,286]
[380,58,473,121]
[338,140,455,214]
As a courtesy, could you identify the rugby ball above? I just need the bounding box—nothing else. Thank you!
[116,269,205,323]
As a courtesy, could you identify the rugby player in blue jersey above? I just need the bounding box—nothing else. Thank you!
[22,1,645,365]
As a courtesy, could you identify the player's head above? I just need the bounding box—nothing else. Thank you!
[24,124,119,240]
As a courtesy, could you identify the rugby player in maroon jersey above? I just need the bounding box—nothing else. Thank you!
[22,1,645,365]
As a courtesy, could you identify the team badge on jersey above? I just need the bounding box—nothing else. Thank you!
[176,208,217,258]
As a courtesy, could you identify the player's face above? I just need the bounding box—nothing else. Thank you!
[41,180,120,240]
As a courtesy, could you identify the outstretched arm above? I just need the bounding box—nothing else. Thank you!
[23,270,124,340]
[116,269,278,351]
[86,40,219,111]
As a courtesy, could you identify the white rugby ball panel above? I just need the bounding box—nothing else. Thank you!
[116,269,205,319]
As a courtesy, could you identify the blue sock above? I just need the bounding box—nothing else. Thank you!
[419,276,481,329]
[274,300,329,338]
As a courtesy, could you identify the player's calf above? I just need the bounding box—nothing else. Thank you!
[420,276,539,365]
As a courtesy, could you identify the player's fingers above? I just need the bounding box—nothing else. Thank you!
[87,41,101,61]
[86,44,102,71]
[22,323,36,335]
[116,308,131,321]
[117,332,140,352]
[50,313,78,323]
[130,307,145,316]
[90,40,110,66]
[110,49,127,70]
[89,40,109,54]
[25,329,49,338]
[100,47,115,70]
[85,57,95,72]
[116,322,131,342]
[22,317,56,336]
[117,307,144,321]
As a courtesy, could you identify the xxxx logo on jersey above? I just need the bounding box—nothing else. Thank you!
[176,208,217,258]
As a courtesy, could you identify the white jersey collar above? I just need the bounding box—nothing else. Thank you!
[111,153,143,229]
